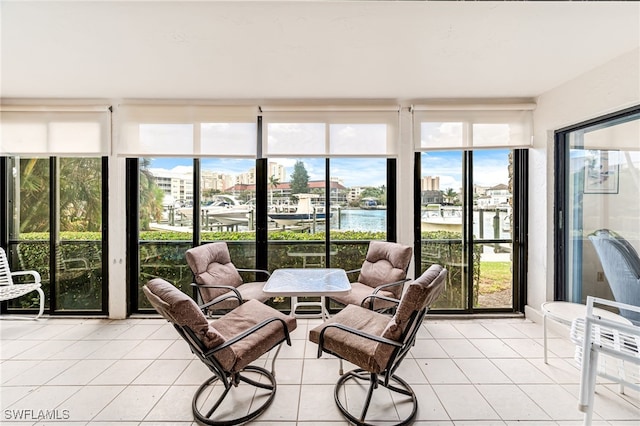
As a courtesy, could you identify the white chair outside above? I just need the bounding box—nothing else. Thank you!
[0,247,45,320]
[570,296,640,425]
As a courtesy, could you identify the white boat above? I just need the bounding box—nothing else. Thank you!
[179,195,253,227]
[421,204,463,232]
[268,194,331,227]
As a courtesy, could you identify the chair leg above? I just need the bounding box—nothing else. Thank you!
[0,287,45,320]
[333,368,417,426]
[192,365,277,425]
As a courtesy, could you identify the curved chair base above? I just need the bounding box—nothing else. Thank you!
[334,368,417,426]
[192,365,277,426]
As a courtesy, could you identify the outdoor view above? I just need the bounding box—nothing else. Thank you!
[421,149,513,310]
[7,157,104,312]
[5,149,514,313]
[137,156,389,311]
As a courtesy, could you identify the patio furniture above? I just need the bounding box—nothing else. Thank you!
[143,278,297,425]
[0,247,45,320]
[309,264,447,426]
[263,268,351,319]
[541,300,632,363]
[185,242,270,313]
[330,240,412,312]
[570,296,640,425]
[589,229,640,324]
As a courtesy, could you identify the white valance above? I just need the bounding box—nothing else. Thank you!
[115,105,258,157]
[0,106,111,156]
[261,108,400,157]
[412,103,535,150]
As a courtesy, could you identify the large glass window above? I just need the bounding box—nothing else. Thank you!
[417,150,516,311]
[5,156,105,313]
[556,107,640,305]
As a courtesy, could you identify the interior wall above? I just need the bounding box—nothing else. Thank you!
[527,48,640,321]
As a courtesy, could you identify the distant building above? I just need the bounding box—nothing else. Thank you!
[422,176,440,191]
[421,190,444,205]
[227,180,347,205]
[476,183,510,207]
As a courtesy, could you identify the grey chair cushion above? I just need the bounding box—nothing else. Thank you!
[212,299,298,372]
[310,264,447,374]
[186,242,244,303]
[144,278,227,352]
[144,278,297,372]
[331,241,412,307]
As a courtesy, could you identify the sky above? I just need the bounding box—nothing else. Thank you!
[422,150,511,191]
[149,149,510,189]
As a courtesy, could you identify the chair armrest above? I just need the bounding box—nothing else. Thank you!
[10,270,42,284]
[587,296,640,318]
[317,322,402,359]
[63,257,90,270]
[190,283,244,310]
[206,317,292,355]
[360,294,400,310]
[372,278,410,294]
[236,268,271,279]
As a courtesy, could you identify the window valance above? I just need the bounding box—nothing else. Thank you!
[412,103,535,150]
[260,106,400,157]
[115,105,258,157]
[0,106,111,156]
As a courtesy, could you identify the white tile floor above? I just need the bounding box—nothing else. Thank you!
[1,316,638,425]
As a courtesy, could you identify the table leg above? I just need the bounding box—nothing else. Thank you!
[543,313,548,364]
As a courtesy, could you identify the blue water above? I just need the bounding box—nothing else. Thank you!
[332,209,387,232]
[330,208,511,238]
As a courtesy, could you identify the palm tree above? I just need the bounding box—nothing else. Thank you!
[268,175,280,206]
[444,188,458,205]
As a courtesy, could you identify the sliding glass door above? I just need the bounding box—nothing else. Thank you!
[555,106,640,304]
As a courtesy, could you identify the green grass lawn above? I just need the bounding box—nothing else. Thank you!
[479,261,511,293]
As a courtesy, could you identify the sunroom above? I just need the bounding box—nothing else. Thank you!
[1,1,639,424]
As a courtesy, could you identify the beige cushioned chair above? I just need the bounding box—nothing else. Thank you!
[143,278,297,425]
[185,242,270,312]
[331,240,412,311]
[309,264,447,426]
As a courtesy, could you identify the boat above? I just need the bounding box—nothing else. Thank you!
[421,204,463,232]
[360,197,386,210]
[179,195,253,227]
[268,194,331,227]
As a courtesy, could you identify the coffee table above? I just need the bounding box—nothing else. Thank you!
[541,301,633,363]
[263,268,351,319]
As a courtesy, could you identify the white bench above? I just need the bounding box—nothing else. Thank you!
[0,247,44,320]
[570,296,639,425]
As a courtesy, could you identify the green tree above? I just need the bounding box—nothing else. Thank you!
[59,158,102,232]
[139,159,164,231]
[268,175,280,205]
[18,158,105,233]
[289,160,309,197]
[444,188,459,205]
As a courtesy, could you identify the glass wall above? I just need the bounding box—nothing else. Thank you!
[136,157,194,310]
[418,149,515,311]
[5,156,105,313]
[419,151,467,309]
[557,108,640,305]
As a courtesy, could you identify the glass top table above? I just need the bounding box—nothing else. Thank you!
[263,268,351,319]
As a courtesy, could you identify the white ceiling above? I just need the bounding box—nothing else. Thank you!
[2,1,639,102]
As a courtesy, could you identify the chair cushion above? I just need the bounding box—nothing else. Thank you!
[213,299,297,372]
[330,282,398,310]
[144,279,227,352]
[186,242,244,303]
[382,265,447,341]
[309,304,392,373]
[207,281,270,310]
[358,241,412,298]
